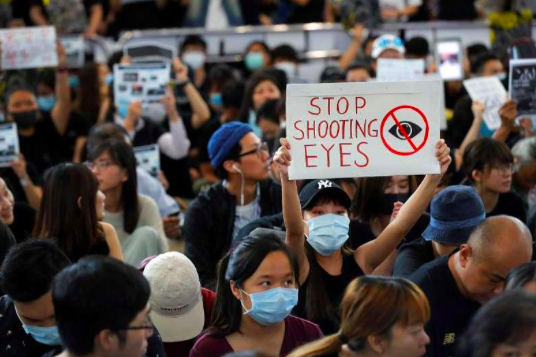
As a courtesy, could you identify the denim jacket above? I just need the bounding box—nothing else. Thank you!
[184,0,244,27]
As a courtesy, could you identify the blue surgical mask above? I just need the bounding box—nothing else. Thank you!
[306,214,350,256]
[496,72,507,81]
[105,73,114,86]
[241,287,298,325]
[69,75,80,88]
[210,92,222,108]
[21,324,61,346]
[245,52,264,71]
[117,104,129,119]
[274,62,296,79]
[37,96,56,112]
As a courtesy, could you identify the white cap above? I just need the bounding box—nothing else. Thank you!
[143,252,204,342]
[371,34,405,59]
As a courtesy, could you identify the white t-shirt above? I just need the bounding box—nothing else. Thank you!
[206,0,229,29]
[380,0,422,21]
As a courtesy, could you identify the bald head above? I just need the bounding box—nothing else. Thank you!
[468,216,532,262]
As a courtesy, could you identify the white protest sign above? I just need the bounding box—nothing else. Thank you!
[286,81,441,180]
[60,35,85,68]
[463,77,507,130]
[0,26,58,70]
[113,63,170,119]
[377,59,425,82]
[420,73,447,130]
[0,123,19,168]
[134,144,160,177]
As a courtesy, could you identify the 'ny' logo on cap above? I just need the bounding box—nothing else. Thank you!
[318,180,333,189]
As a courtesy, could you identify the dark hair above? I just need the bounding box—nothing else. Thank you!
[352,176,418,223]
[262,68,287,93]
[214,140,242,180]
[180,35,207,54]
[34,163,106,262]
[471,52,500,75]
[210,233,300,337]
[83,122,130,162]
[88,140,140,234]
[0,240,71,302]
[207,64,236,93]
[0,221,15,269]
[272,44,299,63]
[245,41,271,56]
[505,262,536,290]
[463,138,514,184]
[4,75,36,107]
[466,43,489,63]
[458,290,536,357]
[238,72,281,123]
[320,66,346,83]
[345,62,373,78]
[37,69,56,91]
[53,256,151,355]
[222,80,246,109]
[405,37,430,57]
[256,99,279,126]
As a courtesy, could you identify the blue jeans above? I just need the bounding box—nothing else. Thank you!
[184,0,244,27]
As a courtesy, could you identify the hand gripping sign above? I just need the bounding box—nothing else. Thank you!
[286,81,442,180]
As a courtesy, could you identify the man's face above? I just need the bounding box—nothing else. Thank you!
[459,244,531,304]
[232,133,271,182]
[115,305,153,357]
[14,292,56,327]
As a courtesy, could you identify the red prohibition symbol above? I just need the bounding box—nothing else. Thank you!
[380,105,429,156]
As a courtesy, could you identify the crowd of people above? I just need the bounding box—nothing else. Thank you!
[0,1,536,357]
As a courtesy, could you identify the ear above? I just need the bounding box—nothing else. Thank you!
[94,329,118,353]
[459,244,472,268]
[230,280,242,300]
[471,169,482,183]
[367,335,387,354]
[223,160,239,174]
[120,168,128,183]
[77,197,82,209]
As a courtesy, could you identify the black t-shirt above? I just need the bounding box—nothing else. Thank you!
[438,0,477,20]
[9,202,36,244]
[293,252,364,335]
[487,191,526,222]
[18,111,65,177]
[409,255,481,357]
[349,213,430,249]
[287,0,325,23]
[393,237,435,278]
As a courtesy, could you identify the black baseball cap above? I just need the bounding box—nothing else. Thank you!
[299,179,352,210]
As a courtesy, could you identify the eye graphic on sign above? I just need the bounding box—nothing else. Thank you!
[388,121,422,140]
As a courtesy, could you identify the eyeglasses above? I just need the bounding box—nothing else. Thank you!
[492,164,514,174]
[238,142,269,159]
[84,160,116,172]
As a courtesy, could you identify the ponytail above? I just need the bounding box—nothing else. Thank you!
[287,333,343,357]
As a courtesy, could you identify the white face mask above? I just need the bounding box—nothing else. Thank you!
[182,51,206,70]
[274,62,296,79]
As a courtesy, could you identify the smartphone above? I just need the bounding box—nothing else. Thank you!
[167,211,180,218]
[436,39,464,81]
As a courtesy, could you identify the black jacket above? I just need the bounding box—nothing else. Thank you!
[184,180,282,289]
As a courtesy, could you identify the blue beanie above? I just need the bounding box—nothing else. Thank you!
[208,122,253,169]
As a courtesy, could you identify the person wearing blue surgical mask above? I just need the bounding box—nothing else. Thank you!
[190,233,323,357]
[0,240,71,357]
[274,137,452,335]
[244,41,271,74]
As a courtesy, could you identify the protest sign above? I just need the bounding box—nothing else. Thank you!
[123,42,176,63]
[463,77,507,130]
[134,144,160,177]
[60,35,84,68]
[377,59,425,82]
[0,123,19,168]
[286,81,441,180]
[113,63,170,120]
[509,59,536,116]
[0,26,58,70]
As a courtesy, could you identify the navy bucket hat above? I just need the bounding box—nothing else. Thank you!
[208,122,252,169]
[422,185,485,245]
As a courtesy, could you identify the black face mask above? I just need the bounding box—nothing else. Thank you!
[10,110,38,129]
[378,193,410,215]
